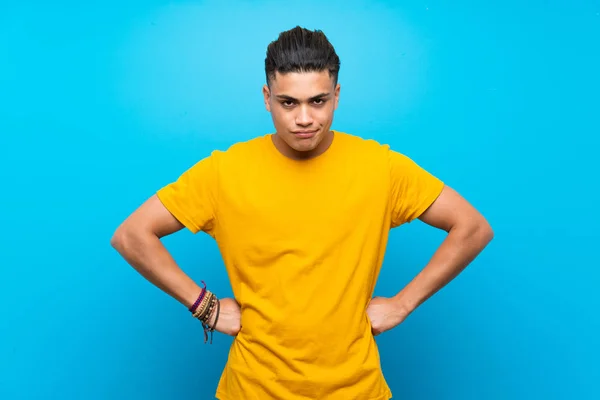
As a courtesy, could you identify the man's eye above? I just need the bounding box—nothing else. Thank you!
[313,99,326,105]
[282,101,295,107]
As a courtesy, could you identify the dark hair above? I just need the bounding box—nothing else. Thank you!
[265,26,340,86]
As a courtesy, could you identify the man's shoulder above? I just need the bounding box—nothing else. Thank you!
[208,134,270,160]
[229,134,270,151]
[335,130,392,154]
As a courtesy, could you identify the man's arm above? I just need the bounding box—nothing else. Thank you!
[110,194,203,309]
[111,194,241,336]
[392,185,494,314]
[367,185,494,334]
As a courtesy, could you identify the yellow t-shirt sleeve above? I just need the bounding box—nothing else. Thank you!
[156,152,219,235]
[388,149,444,227]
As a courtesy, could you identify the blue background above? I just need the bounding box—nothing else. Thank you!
[1,1,599,399]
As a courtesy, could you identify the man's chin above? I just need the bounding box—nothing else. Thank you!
[291,141,318,153]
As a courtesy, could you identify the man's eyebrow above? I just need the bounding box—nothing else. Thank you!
[275,92,331,102]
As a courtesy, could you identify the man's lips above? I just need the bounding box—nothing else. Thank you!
[293,130,318,138]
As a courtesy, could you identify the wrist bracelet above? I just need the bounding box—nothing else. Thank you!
[189,282,219,344]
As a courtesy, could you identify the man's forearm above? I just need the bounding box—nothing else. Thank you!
[111,229,201,309]
[393,221,494,316]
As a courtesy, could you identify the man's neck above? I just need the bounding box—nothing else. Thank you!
[272,130,335,161]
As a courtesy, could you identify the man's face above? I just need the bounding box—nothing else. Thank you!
[263,70,340,159]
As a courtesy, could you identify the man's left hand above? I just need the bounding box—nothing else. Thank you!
[366,296,409,336]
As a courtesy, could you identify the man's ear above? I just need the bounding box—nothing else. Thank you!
[334,83,341,110]
[262,84,271,112]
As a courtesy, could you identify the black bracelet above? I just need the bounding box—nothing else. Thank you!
[210,298,221,333]
[201,297,220,345]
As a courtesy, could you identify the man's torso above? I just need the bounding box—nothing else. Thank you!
[211,132,393,399]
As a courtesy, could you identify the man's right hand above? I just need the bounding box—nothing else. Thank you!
[210,297,241,336]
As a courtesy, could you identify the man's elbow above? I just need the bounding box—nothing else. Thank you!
[110,225,128,252]
[111,223,140,253]
[474,217,494,246]
[454,213,493,245]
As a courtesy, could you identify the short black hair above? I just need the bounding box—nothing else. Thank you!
[265,26,340,86]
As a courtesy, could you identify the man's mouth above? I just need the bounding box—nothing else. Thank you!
[293,130,318,138]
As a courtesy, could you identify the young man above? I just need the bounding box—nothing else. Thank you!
[111,26,493,400]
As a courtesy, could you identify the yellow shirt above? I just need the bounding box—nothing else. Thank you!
[157,131,444,400]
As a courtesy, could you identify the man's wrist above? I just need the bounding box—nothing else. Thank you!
[391,292,417,319]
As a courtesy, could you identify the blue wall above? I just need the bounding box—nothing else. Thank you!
[1,1,598,399]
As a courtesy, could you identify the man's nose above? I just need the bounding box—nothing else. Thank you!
[295,105,313,126]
